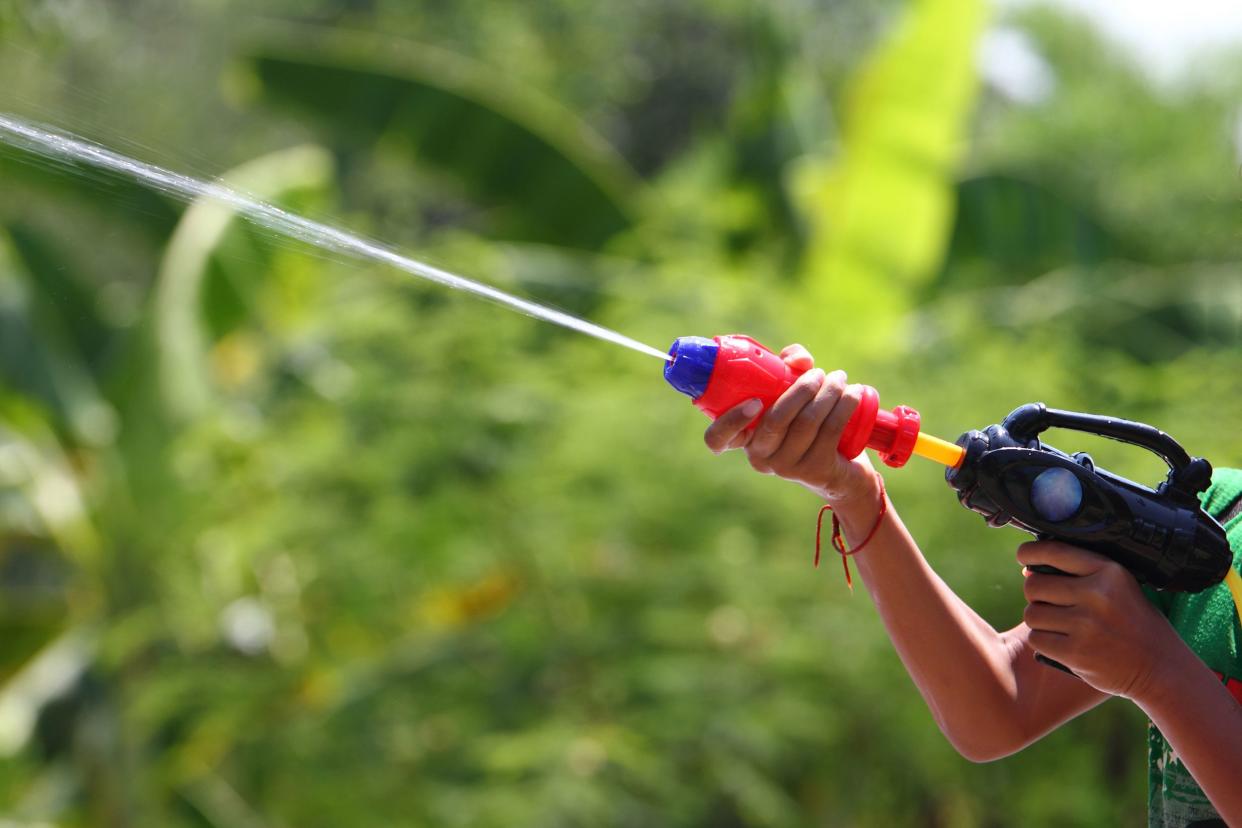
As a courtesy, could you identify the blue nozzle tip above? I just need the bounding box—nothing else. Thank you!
[664,336,719,399]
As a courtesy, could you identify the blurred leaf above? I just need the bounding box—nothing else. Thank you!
[153,144,334,420]
[0,531,72,688]
[0,405,101,569]
[0,631,93,757]
[0,407,100,718]
[418,570,521,630]
[921,262,1242,363]
[794,0,988,358]
[939,173,1122,289]
[4,223,112,371]
[0,230,117,447]
[240,24,639,250]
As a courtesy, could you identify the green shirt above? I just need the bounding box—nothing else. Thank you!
[1145,468,1242,828]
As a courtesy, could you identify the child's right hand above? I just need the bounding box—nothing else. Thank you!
[702,344,880,505]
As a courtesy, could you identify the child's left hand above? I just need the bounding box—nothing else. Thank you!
[1017,540,1183,701]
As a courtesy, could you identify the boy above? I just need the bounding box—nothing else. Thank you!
[703,345,1242,826]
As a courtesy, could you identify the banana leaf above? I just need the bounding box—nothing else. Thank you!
[240,25,638,251]
[793,0,988,359]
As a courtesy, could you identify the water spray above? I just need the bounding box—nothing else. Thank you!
[0,115,672,363]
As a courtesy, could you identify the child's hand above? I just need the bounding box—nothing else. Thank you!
[702,344,879,505]
[1017,540,1183,700]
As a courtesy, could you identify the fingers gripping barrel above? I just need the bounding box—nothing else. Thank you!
[664,334,922,467]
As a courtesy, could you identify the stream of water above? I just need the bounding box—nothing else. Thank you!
[0,114,672,362]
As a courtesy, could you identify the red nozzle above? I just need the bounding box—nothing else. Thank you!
[690,335,805,427]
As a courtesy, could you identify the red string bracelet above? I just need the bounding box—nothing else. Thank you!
[814,477,887,591]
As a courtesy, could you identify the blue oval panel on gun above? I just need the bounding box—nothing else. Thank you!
[1030,467,1084,523]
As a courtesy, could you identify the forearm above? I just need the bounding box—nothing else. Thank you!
[1134,641,1242,822]
[701,364,1099,759]
[831,482,1031,759]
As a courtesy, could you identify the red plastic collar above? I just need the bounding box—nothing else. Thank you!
[838,385,879,459]
[877,405,920,468]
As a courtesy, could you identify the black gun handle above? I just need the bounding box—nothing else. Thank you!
[1026,564,1077,675]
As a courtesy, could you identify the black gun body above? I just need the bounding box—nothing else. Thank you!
[952,443,1229,592]
[944,404,1232,675]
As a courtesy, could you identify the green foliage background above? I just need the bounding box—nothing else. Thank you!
[1,1,1241,825]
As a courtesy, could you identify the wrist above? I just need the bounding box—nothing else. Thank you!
[1126,625,1198,709]
[814,469,888,586]
[820,465,882,512]
[820,468,885,539]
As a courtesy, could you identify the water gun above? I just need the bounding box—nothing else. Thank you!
[664,334,1239,669]
[663,334,965,468]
